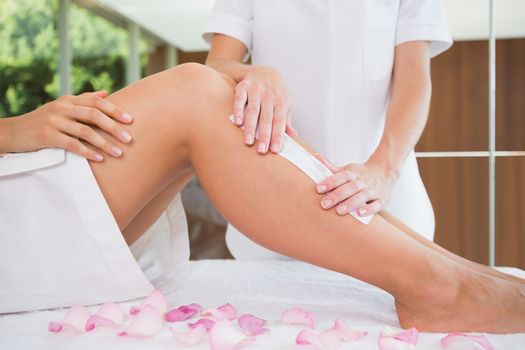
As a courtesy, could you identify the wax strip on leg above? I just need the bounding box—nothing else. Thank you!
[229,115,373,225]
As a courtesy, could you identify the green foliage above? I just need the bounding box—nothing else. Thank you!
[0,0,144,118]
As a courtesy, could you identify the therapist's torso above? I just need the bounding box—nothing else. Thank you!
[250,0,395,165]
[205,0,452,242]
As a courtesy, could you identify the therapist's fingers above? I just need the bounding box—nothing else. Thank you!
[256,95,274,154]
[356,199,383,217]
[232,85,248,125]
[320,179,365,210]
[285,122,298,138]
[243,92,260,146]
[317,169,359,194]
[269,105,288,153]
[314,153,340,174]
[53,131,105,162]
[334,189,374,216]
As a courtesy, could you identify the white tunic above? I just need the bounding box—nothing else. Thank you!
[204,0,452,257]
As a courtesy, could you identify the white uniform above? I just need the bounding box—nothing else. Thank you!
[0,149,190,313]
[203,0,452,258]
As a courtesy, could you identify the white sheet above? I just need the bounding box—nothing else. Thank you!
[1,260,523,349]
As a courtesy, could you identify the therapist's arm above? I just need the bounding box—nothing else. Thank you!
[206,34,297,154]
[316,41,431,216]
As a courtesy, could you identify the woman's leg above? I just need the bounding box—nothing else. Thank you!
[88,63,525,333]
[382,211,525,285]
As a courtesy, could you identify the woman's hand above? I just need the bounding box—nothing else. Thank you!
[314,153,399,217]
[1,91,133,161]
[232,66,297,154]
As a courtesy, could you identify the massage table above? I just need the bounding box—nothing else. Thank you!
[1,260,524,349]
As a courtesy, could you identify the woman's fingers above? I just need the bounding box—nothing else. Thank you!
[71,106,132,144]
[58,117,123,158]
[233,85,248,125]
[54,132,105,162]
[76,92,133,125]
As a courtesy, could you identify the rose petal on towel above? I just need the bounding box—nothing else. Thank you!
[296,329,325,349]
[189,318,216,332]
[281,308,316,329]
[208,320,255,350]
[378,326,419,350]
[319,329,343,348]
[332,319,368,342]
[201,303,237,321]
[170,324,207,346]
[129,289,168,315]
[440,333,494,350]
[85,303,125,331]
[165,303,202,322]
[48,304,91,333]
[117,305,163,338]
[238,314,270,336]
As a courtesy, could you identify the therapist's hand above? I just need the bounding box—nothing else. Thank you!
[3,91,133,161]
[314,153,399,217]
[232,66,298,154]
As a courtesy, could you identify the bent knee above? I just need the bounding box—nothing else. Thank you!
[165,63,234,99]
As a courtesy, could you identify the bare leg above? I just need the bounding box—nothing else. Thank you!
[88,63,525,333]
[382,211,525,285]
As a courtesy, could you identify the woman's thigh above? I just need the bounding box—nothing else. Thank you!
[88,63,234,236]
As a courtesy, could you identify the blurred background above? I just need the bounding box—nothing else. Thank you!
[1,0,524,267]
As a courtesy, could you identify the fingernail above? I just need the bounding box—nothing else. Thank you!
[317,185,327,193]
[257,143,267,153]
[337,205,348,215]
[94,153,104,161]
[271,143,279,153]
[358,208,367,216]
[235,117,243,125]
[111,146,123,157]
[121,131,132,142]
[245,134,254,145]
[122,113,133,122]
[321,198,332,209]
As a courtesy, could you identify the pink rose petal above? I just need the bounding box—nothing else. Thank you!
[189,318,216,332]
[440,333,494,350]
[201,303,237,321]
[117,305,163,338]
[170,324,207,346]
[129,289,168,315]
[48,305,91,333]
[319,329,342,348]
[165,303,202,322]
[85,303,125,331]
[238,314,270,336]
[281,308,316,329]
[208,320,255,350]
[332,319,368,342]
[296,329,325,349]
[378,327,419,350]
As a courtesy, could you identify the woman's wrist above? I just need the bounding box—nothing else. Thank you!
[0,117,13,154]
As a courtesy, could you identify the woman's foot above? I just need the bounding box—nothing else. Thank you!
[395,267,525,333]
